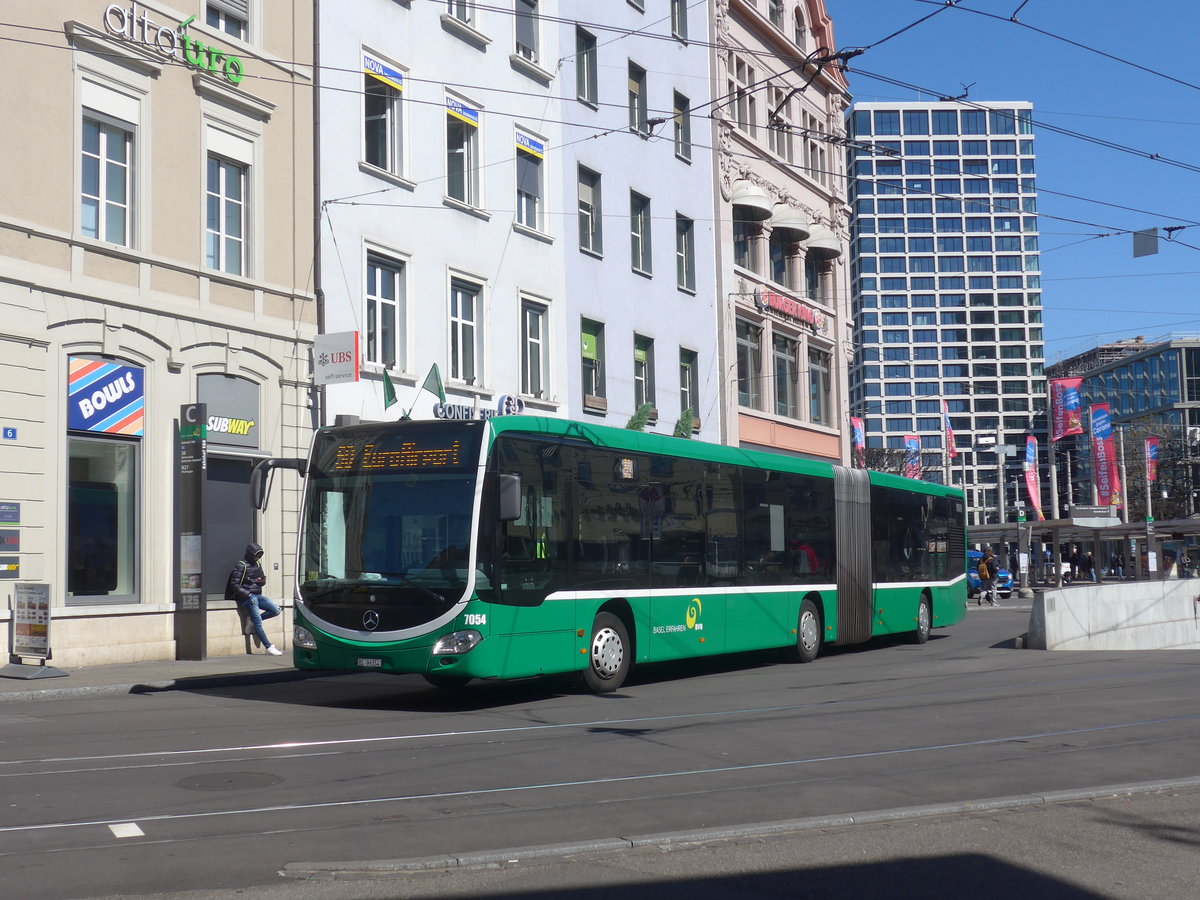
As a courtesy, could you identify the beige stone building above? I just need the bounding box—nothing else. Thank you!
[0,1,314,666]
[713,0,852,462]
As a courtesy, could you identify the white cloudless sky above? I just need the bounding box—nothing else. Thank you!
[822,0,1200,362]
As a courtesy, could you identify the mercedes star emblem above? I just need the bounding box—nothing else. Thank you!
[363,610,381,631]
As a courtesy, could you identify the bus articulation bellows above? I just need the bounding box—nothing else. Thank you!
[283,415,967,692]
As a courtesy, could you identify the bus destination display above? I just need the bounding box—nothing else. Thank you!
[332,440,463,472]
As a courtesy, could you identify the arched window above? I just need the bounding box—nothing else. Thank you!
[793,6,808,49]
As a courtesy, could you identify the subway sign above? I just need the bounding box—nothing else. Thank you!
[103,3,245,85]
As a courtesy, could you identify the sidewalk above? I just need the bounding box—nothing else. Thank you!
[0,651,310,704]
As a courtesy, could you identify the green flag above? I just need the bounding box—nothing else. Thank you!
[382,369,397,409]
[421,364,446,404]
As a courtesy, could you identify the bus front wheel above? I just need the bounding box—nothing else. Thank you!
[582,612,631,693]
[795,599,822,663]
[913,594,932,644]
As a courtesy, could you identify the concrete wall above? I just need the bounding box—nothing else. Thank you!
[1027,580,1200,651]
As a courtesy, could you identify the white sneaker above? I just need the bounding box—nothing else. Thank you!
[265,646,283,656]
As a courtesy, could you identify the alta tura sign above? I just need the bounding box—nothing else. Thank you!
[103,3,245,85]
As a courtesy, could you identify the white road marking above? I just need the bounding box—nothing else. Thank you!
[108,823,143,838]
[1,713,1198,837]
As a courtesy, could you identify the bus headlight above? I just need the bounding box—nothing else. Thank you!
[293,626,318,650]
[432,630,482,655]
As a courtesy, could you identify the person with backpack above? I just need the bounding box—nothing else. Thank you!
[226,542,283,655]
[977,547,1000,607]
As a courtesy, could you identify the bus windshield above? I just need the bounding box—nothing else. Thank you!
[298,423,484,627]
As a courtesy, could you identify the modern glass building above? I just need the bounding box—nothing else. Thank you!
[846,101,1045,523]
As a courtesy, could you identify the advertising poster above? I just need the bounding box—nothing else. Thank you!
[12,583,51,659]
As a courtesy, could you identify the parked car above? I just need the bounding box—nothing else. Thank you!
[967,550,1014,599]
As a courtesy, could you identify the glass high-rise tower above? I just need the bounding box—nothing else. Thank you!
[846,102,1045,524]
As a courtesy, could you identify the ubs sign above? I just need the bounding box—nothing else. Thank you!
[103,3,245,85]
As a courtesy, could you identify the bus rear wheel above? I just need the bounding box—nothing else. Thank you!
[913,594,932,645]
[582,612,630,693]
[795,598,822,663]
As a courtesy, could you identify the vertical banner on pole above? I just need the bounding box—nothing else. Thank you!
[1145,437,1159,483]
[1051,378,1084,442]
[1090,403,1123,509]
[849,416,865,468]
[903,435,921,480]
[176,403,207,661]
[1024,435,1045,521]
[943,400,957,459]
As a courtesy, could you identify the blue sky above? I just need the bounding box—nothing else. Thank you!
[823,0,1200,364]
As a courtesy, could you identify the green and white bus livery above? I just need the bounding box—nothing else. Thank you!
[289,415,967,692]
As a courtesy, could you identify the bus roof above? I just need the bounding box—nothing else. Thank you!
[486,415,963,501]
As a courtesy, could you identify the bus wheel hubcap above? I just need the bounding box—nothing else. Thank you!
[919,603,930,633]
[591,627,623,678]
[800,612,818,652]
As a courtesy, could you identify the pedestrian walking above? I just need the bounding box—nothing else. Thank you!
[977,548,1000,607]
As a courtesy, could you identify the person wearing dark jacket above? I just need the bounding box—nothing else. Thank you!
[226,542,282,655]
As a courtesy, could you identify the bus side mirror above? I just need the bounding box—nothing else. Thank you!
[251,457,308,510]
[498,473,522,521]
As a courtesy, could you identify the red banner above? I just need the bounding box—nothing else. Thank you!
[1024,435,1045,521]
[1146,437,1159,483]
[903,435,921,480]
[943,400,957,460]
[850,416,865,468]
[1050,377,1083,442]
[1090,403,1123,508]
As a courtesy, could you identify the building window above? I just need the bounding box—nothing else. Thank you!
[365,253,404,369]
[679,348,698,418]
[515,132,544,231]
[449,278,480,384]
[581,319,605,400]
[676,214,695,291]
[446,97,480,206]
[634,335,655,409]
[630,191,652,274]
[673,91,692,161]
[578,166,602,254]
[514,0,539,62]
[670,0,688,40]
[363,65,403,176]
[521,299,547,398]
[769,88,793,162]
[774,334,799,418]
[206,1,247,40]
[730,54,757,136]
[206,154,246,276]
[67,435,138,604]
[81,114,133,246]
[769,231,797,289]
[736,319,763,409]
[447,0,474,25]
[734,219,761,273]
[575,27,597,104]
[628,62,648,134]
[809,346,831,425]
[767,0,785,28]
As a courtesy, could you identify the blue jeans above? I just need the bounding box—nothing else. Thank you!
[241,593,280,648]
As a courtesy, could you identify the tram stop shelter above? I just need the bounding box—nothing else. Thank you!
[969,507,1200,589]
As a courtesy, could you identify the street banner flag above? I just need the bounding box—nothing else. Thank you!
[903,435,921,480]
[382,370,397,409]
[421,364,447,404]
[1024,435,1045,521]
[849,416,865,467]
[943,400,957,460]
[1090,403,1123,508]
[1051,377,1083,442]
[1146,437,1159,482]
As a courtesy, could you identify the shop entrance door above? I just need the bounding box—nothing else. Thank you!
[204,456,256,599]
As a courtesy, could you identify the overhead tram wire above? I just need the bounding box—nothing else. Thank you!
[912,0,1200,95]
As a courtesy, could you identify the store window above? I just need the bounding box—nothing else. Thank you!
[68,437,138,604]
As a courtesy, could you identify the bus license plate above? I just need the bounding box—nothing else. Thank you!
[357,657,382,669]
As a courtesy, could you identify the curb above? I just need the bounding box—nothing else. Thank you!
[0,668,316,704]
[280,775,1200,879]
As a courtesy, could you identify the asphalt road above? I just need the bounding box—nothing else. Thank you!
[3,603,1199,899]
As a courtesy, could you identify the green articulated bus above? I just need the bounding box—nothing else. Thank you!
[288,415,967,692]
